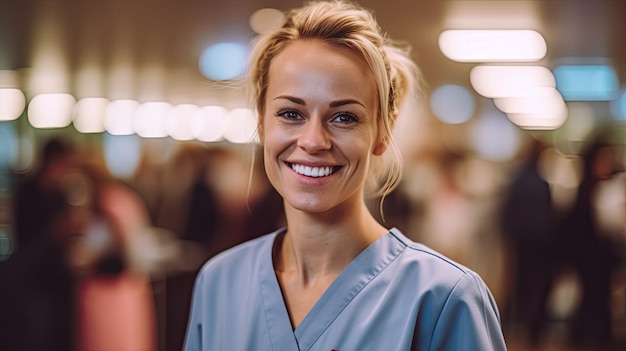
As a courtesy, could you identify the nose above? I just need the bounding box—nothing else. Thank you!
[297,119,331,154]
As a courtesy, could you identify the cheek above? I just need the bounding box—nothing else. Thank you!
[258,113,283,147]
[261,118,292,151]
[263,147,282,193]
[261,126,284,173]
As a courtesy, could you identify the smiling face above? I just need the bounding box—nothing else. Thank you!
[259,39,385,215]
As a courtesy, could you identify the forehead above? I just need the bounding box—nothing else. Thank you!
[266,39,376,103]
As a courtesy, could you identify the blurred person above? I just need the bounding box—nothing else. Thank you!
[205,145,285,256]
[183,147,220,249]
[183,1,506,350]
[56,156,157,351]
[147,143,217,351]
[154,143,207,242]
[163,144,284,259]
[162,144,285,351]
[557,136,620,347]
[416,151,476,266]
[0,137,77,351]
[500,137,556,345]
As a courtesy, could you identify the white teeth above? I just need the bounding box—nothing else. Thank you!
[291,163,335,177]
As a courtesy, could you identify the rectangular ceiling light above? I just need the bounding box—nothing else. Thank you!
[438,29,547,62]
[553,64,619,101]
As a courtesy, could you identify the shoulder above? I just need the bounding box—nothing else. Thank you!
[388,229,503,332]
[390,228,470,274]
[388,228,490,295]
[389,228,502,319]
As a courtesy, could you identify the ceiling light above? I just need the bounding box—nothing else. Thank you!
[553,64,618,101]
[470,65,555,98]
[27,93,75,129]
[104,99,138,135]
[0,89,26,121]
[73,97,109,133]
[439,29,547,62]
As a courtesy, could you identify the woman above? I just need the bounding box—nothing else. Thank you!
[184,1,507,350]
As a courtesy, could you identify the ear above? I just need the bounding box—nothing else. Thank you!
[373,138,387,156]
[373,110,396,156]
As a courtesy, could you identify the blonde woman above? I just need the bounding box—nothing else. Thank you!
[184,1,506,350]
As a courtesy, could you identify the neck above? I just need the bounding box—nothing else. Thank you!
[275,203,387,284]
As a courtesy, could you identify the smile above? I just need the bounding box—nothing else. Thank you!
[290,163,338,178]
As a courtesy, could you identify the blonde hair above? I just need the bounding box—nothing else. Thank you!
[247,0,422,202]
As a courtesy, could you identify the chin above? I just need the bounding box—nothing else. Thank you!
[285,196,337,214]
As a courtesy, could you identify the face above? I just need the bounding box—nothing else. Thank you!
[259,39,385,215]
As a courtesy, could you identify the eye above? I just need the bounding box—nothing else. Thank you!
[276,109,302,121]
[331,112,358,124]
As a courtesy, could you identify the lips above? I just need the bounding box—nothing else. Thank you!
[289,163,338,177]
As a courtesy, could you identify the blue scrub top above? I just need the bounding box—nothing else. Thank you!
[184,228,507,350]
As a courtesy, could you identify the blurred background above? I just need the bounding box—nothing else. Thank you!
[0,0,625,350]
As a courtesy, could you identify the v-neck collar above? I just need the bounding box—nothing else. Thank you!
[258,228,407,351]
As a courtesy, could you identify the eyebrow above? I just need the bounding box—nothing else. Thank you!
[273,95,305,105]
[273,95,366,108]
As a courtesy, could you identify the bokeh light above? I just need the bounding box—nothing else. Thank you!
[430,84,475,124]
[72,97,109,133]
[166,104,201,141]
[0,123,18,167]
[199,42,248,81]
[27,93,76,129]
[610,89,626,121]
[439,30,546,62]
[496,88,568,130]
[134,102,171,138]
[224,108,258,143]
[194,105,229,142]
[470,65,555,98]
[469,105,521,162]
[554,64,618,101]
[103,133,141,179]
[104,99,139,135]
[0,88,26,121]
[249,8,285,34]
